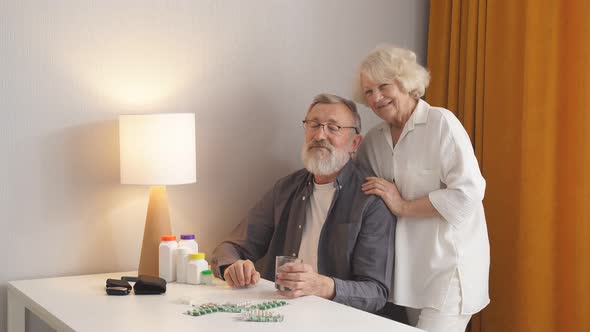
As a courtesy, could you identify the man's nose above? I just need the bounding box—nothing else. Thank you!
[313,125,329,139]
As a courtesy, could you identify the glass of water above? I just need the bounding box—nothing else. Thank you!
[275,256,303,291]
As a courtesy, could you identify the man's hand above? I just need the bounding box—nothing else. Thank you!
[275,262,335,299]
[224,259,261,288]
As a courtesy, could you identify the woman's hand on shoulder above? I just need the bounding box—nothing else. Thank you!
[362,177,405,216]
[362,177,442,218]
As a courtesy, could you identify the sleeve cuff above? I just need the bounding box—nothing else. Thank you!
[429,189,474,227]
[211,256,237,279]
[331,277,345,304]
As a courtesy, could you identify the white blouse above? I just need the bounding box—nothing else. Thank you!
[356,99,490,314]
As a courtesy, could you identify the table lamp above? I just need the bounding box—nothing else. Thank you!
[119,113,196,276]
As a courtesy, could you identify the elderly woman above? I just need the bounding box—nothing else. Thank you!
[354,45,490,332]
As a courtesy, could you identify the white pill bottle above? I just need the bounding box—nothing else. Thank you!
[178,234,198,253]
[158,235,178,282]
[186,253,209,285]
[175,246,191,283]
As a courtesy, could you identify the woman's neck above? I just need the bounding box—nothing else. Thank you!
[391,126,403,144]
[390,98,418,143]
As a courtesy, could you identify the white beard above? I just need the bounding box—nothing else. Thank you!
[301,139,351,176]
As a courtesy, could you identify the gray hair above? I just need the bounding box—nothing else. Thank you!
[353,45,431,104]
[308,93,361,133]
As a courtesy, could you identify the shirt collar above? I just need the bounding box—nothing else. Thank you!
[396,99,431,143]
[334,159,354,189]
[376,99,430,146]
[407,99,430,129]
[377,122,394,152]
[376,99,430,131]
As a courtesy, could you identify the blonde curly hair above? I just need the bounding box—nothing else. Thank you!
[353,45,430,105]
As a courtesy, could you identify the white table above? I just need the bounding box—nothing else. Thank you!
[8,271,423,332]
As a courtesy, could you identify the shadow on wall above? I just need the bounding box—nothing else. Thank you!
[0,119,124,332]
[38,119,119,212]
[36,119,137,275]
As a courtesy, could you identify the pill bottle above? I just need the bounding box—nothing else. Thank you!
[178,234,198,253]
[187,253,208,284]
[200,269,213,285]
[175,246,191,283]
[186,253,200,285]
[158,235,178,282]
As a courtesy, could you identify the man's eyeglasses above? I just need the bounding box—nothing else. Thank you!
[302,120,359,135]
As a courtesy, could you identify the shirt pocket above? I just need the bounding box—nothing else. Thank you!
[404,168,441,200]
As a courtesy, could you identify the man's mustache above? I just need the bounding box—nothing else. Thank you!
[307,139,333,152]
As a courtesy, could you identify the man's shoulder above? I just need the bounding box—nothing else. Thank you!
[347,160,373,183]
[339,161,377,204]
[337,162,395,223]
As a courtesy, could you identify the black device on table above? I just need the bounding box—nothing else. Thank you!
[105,275,166,295]
[105,279,132,295]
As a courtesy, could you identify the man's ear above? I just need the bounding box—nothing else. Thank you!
[351,134,363,153]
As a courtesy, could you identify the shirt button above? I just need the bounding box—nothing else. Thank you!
[302,196,306,200]
[339,185,343,189]
[292,253,296,257]
[298,225,302,229]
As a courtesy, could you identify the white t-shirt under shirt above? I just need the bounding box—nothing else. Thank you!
[297,181,336,272]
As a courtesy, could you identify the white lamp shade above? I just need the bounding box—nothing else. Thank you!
[119,113,196,185]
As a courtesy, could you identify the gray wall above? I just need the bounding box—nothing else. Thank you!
[0,1,429,331]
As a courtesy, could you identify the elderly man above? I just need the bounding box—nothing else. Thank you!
[211,93,396,313]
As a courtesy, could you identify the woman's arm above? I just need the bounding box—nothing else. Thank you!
[427,114,485,227]
[361,176,441,218]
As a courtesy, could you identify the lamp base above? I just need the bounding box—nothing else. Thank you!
[138,186,171,277]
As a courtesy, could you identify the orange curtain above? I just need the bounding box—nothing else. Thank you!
[426,1,590,331]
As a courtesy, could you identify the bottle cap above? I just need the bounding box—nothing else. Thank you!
[188,253,200,260]
[196,252,206,260]
[161,235,176,241]
[201,269,213,275]
[180,234,195,240]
